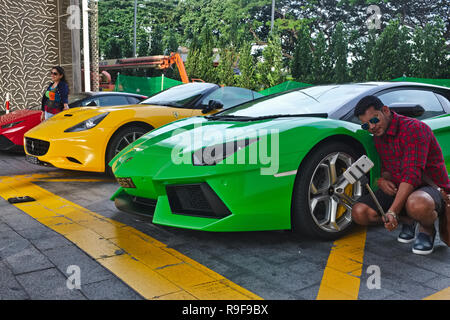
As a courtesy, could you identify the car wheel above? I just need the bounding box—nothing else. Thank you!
[291,141,365,240]
[105,125,149,176]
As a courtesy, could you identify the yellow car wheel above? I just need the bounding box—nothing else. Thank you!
[105,125,152,175]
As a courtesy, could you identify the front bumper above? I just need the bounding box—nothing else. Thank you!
[0,135,23,151]
[24,128,109,172]
[112,160,300,232]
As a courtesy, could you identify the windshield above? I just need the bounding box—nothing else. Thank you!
[140,83,217,106]
[68,93,90,104]
[216,85,372,117]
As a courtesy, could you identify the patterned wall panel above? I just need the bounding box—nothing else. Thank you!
[0,0,73,111]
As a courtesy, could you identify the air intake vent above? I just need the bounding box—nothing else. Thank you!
[25,138,50,156]
[166,183,231,219]
[67,157,82,164]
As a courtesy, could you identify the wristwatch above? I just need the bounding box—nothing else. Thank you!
[386,210,398,220]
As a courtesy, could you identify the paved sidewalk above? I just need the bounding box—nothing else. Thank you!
[0,197,143,300]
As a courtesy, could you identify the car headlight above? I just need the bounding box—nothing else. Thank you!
[192,138,258,166]
[1,120,24,129]
[64,112,109,132]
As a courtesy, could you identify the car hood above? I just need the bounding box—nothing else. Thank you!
[110,115,358,170]
[0,109,41,126]
[24,107,107,136]
[24,103,177,137]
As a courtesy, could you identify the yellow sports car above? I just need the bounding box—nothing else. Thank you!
[24,83,263,174]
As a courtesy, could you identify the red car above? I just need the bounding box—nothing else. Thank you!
[0,91,147,152]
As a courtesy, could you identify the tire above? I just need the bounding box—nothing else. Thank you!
[105,125,150,176]
[291,141,365,240]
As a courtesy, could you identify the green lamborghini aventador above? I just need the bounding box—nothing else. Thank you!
[109,82,450,240]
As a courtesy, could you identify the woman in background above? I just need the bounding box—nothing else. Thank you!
[41,66,69,121]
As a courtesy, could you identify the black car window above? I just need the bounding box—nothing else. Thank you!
[68,93,90,104]
[126,96,142,104]
[346,89,446,124]
[140,83,217,107]
[82,98,100,106]
[97,95,130,106]
[435,93,450,112]
[378,89,445,119]
[68,93,90,108]
[200,87,261,109]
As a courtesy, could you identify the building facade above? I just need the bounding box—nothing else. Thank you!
[0,0,75,111]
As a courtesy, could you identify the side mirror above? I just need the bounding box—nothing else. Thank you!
[202,100,223,114]
[86,100,97,107]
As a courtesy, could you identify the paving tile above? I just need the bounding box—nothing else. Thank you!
[293,284,321,300]
[16,268,86,300]
[0,212,41,231]
[0,222,12,232]
[15,224,58,241]
[0,260,29,300]
[44,245,115,285]
[425,276,450,291]
[82,278,143,300]
[30,234,73,251]
[375,272,438,299]
[383,293,411,300]
[0,230,30,259]
[366,255,439,284]
[397,249,450,278]
[0,200,30,217]
[357,287,397,300]
[4,246,54,275]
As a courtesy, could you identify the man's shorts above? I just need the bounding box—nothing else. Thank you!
[356,185,445,217]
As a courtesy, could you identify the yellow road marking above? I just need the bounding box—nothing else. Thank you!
[316,226,367,300]
[424,287,450,300]
[0,173,262,300]
[36,178,111,183]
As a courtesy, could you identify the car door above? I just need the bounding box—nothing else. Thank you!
[377,88,450,171]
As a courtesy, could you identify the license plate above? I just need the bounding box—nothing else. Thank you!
[26,155,39,165]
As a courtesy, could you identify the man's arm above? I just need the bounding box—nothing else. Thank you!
[389,121,431,215]
[377,170,397,195]
[388,182,415,214]
[380,171,392,180]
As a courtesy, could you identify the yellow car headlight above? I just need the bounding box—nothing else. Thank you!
[64,112,109,132]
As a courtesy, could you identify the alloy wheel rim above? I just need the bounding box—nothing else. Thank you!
[115,131,144,155]
[307,152,362,233]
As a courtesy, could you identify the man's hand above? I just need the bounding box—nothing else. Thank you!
[40,112,44,122]
[377,178,398,196]
[383,212,398,231]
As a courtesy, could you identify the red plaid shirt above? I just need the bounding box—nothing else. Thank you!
[374,112,450,193]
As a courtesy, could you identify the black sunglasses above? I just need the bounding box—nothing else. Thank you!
[51,71,59,76]
[361,116,380,130]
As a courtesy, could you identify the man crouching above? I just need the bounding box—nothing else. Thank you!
[351,95,450,255]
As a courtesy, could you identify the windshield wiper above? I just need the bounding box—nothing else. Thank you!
[206,113,328,121]
[249,113,328,120]
[296,90,320,103]
[140,102,183,108]
[205,114,255,121]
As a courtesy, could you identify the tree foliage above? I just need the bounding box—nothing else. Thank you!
[257,32,285,89]
[236,42,259,90]
[98,0,450,87]
[291,25,313,83]
[330,22,349,83]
